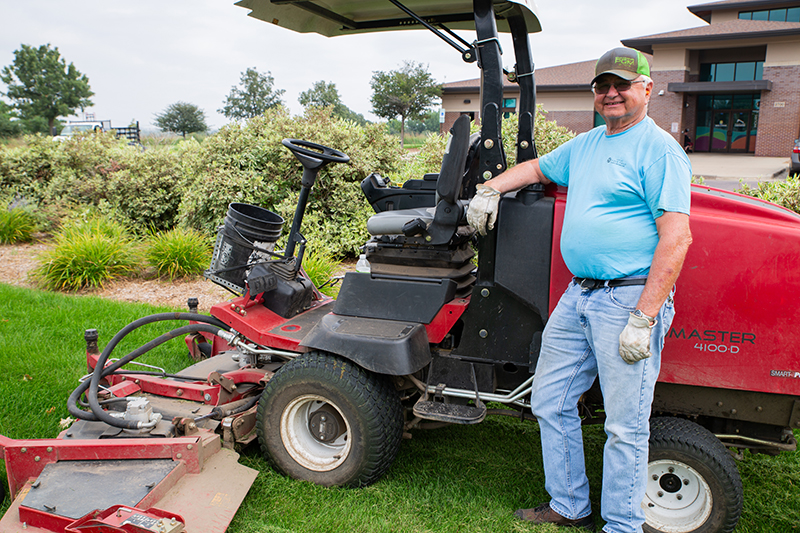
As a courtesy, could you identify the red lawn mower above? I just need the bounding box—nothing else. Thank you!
[2,2,799,533]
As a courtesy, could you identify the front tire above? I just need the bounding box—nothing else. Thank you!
[644,417,743,533]
[256,351,403,487]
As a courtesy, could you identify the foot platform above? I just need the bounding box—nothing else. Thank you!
[412,396,487,424]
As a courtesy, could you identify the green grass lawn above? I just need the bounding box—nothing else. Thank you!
[1,282,798,532]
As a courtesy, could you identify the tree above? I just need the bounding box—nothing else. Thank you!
[299,80,341,109]
[154,101,208,138]
[299,81,368,126]
[219,67,285,121]
[1,44,94,134]
[370,61,441,148]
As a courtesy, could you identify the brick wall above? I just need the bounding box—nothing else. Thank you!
[649,70,688,143]
[755,65,800,157]
[542,110,594,135]
[440,111,477,134]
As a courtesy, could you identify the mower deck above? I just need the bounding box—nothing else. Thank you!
[0,430,257,533]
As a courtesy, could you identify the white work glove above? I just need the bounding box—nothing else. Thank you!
[619,312,657,364]
[466,184,501,236]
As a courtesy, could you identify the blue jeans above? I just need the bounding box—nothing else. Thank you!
[530,280,675,533]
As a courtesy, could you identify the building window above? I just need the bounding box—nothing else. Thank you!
[699,61,764,82]
[739,7,800,22]
[502,98,517,119]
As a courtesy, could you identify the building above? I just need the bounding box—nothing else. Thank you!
[440,0,800,157]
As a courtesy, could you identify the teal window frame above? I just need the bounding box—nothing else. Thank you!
[740,6,800,21]
[502,98,517,109]
[698,61,764,82]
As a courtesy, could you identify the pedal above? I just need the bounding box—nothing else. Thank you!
[412,397,487,424]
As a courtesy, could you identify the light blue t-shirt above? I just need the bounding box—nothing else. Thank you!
[538,116,691,279]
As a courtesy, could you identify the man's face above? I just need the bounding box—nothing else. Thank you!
[593,74,652,123]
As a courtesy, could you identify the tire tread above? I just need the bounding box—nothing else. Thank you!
[256,351,403,487]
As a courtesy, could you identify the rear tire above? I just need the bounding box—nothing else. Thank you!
[644,417,743,533]
[256,351,403,487]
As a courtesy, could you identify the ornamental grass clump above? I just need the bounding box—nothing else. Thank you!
[0,208,36,244]
[301,247,342,298]
[145,227,212,280]
[34,216,139,291]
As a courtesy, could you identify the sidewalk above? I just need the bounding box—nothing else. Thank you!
[688,153,790,191]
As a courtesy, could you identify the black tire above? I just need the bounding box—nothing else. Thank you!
[256,351,403,487]
[644,417,743,533]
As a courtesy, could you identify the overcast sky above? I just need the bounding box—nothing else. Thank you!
[1,1,703,131]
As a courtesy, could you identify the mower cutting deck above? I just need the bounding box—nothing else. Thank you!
[0,333,262,533]
[0,411,257,533]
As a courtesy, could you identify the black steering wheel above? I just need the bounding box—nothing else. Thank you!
[281,139,350,166]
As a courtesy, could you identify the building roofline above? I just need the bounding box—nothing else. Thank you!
[688,1,800,23]
[622,24,800,54]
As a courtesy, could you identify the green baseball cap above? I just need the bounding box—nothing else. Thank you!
[592,47,650,85]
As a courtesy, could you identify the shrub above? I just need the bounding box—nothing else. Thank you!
[0,207,37,244]
[33,216,140,291]
[388,132,448,184]
[737,176,800,214]
[106,147,187,231]
[145,227,212,280]
[272,185,374,258]
[177,107,404,257]
[0,133,188,232]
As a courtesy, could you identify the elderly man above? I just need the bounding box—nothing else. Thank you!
[467,47,693,532]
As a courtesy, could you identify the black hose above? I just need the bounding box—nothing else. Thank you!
[69,322,225,423]
[194,392,262,422]
[109,370,209,381]
[67,313,231,428]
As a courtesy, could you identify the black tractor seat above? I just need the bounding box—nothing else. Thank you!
[357,115,477,298]
[365,114,473,246]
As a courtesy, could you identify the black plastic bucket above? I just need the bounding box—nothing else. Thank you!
[225,203,284,243]
[206,203,285,293]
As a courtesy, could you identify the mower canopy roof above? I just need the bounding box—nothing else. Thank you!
[234,0,541,37]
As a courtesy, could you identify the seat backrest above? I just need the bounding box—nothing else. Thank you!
[436,114,472,204]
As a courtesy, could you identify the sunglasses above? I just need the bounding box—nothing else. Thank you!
[592,79,647,95]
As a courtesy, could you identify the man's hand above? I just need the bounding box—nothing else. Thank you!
[619,312,656,364]
[467,184,501,236]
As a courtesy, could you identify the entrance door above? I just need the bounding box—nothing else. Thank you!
[695,94,759,153]
[730,111,751,152]
[710,112,730,151]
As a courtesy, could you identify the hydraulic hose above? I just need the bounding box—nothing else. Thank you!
[67,313,232,429]
[194,393,262,422]
[67,324,219,419]
[68,322,227,424]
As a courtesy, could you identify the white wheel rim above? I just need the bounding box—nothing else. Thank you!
[280,394,351,472]
[643,459,713,533]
